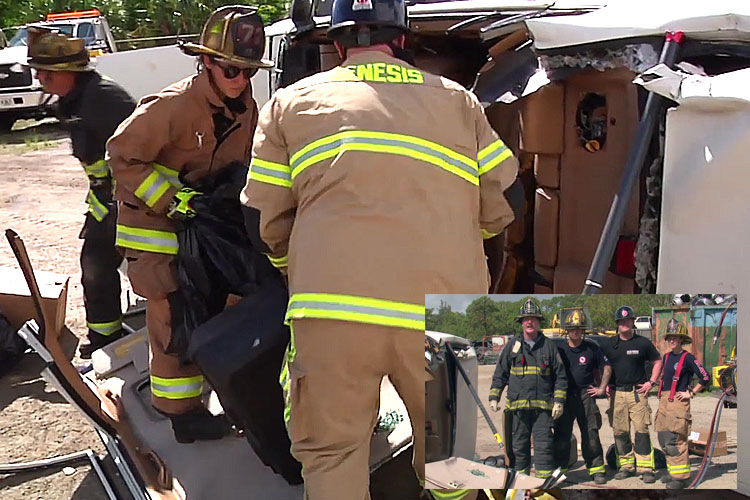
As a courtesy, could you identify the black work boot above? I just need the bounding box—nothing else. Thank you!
[79,329,126,359]
[614,468,634,480]
[593,473,607,484]
[642,471,656,484]
[667,477,691,489]
[169,408,232,444]
[661,473,672,484]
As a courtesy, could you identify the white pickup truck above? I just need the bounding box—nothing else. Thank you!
[0,9,204,132]
[0,9,117,131]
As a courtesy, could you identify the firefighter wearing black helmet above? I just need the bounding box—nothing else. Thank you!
[488,299,567,479]
[242,0,522,497]
[600,305,662,484]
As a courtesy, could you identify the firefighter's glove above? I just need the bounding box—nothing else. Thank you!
[551,402,564,420]
[490,400,499,412]
[167,187,202,220]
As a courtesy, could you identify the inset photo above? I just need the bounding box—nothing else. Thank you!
[424,294,737,492]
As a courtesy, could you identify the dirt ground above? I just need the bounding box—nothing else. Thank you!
[475,364,738,490]
[0,121,129,500]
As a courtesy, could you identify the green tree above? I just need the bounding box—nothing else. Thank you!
[428,300,469,338]
[465,296,502,341]
[1,0,288,46]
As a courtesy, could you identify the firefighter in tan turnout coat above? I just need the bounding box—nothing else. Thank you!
[241,0,521,496]
[654,318,710,489]
[107,6,273,442]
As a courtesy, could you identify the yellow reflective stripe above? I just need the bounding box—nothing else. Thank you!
[289,130,479,185]
[535,469,553,477]
[281,324,297,427]
[506,399,553,410]
[481,228,499,240]
[509,366,550,376]
[115,224,179,255]
[266,253,288,269]
[588,465,606,474]
[286,293,424,330]
[429,490,474,500]
[618,457,635,466]
[134,170,172,208]
[281,356,291,426]
[478,139,513,175]
[82,159,110,178]
[554,390,567,397]
[667,464,690,474]
[87,318,122,336]
[153,162,182,187]
[250,158,292,188]
[150,374,204,400]
[86,189,109,222]
[489,388,501,396]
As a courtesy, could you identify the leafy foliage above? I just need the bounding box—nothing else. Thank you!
[428,294,673,341]
[1,0,288,45]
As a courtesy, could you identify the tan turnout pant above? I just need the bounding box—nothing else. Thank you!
[287,319,424,500]
[608,389,654,473]
[654,395,692,480]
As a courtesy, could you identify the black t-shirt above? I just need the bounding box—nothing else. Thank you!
[557,340,608,390]
[601,334,660,386]
[660,351,711,393]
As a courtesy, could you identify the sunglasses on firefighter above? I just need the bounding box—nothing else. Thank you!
[211,58,258,80]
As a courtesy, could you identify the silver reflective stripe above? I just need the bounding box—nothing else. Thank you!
[141,176,171,206]
[153,164,182,187]
[478,144,509,170]
[116,231,178,250]
[252,165,291,183]
[292,136,477,178]
[150,381,202,395]
[288,301,424,322]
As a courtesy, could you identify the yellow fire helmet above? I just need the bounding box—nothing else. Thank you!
[665,318,692,344]
[180,5,274,69]
[26,26,93,72]
[562,308,586,331]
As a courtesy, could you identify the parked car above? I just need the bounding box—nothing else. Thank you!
[635,315,652,332]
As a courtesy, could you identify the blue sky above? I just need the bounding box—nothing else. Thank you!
[425,294,564,314]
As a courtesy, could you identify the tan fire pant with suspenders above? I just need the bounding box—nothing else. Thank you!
[654,351,692,480]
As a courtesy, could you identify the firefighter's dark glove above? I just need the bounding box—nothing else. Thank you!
[167,187,202,220]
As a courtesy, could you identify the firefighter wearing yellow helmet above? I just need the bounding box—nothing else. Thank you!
[106,7,303,487]
[26,26,136,359]
[488,299,567,479]
[552,307,610,484]
[654,318,709,488]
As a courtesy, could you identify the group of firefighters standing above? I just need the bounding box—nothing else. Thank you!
[486,299,711,490]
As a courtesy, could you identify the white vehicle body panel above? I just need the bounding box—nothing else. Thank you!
[527,0,750,49]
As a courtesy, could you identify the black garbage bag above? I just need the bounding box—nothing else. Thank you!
[0,312,26,377]
[169,162,278,359]
[186,276,303,485]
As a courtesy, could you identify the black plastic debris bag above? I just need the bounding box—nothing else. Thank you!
[186,277,302,485]
[169,162,278,358]
[0,311,26,377]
